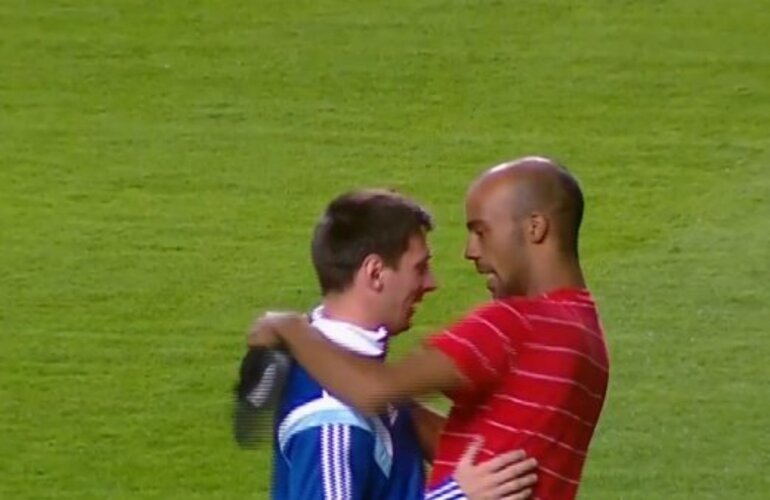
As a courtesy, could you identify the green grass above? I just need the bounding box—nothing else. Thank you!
[1,0,768,498]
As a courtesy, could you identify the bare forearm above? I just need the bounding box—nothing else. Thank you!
[277,320,405,414]
[276,319,465,415]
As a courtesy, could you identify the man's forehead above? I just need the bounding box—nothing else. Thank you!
[406,232,431,256]
[468,176,520,213]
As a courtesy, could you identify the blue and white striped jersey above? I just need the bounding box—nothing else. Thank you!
[270,311,466,500]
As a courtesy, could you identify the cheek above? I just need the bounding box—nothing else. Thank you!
[408,274,423,296]
[390,274,417,301]
[490,234,521,270]
[486,232,507,256]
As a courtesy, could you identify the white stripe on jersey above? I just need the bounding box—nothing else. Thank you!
[321,425,353,500]
[425,478,466,500]
[321,425,335,499]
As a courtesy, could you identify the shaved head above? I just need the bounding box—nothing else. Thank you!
[464,156,586,298]
[473,157,584,255]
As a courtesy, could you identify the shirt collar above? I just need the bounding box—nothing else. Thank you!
[310,306,389,358]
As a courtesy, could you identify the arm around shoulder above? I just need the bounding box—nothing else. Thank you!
[274,316,467,415]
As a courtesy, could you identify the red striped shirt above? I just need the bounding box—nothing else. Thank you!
[427,288,610,499]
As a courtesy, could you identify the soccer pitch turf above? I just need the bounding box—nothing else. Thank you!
[1,0,768,498]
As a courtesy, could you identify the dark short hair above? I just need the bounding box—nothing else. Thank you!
[311,189,433,295]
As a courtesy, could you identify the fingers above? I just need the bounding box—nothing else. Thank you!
[495,468,537,496]
[498,456,538,478]
[489,458,537,499]
[475,448,528,473]
[453,446,539,500]
[489,457,537,486]
[501,487,534,500]
[263,311,290,320]
[246,311,309,349]
[246,318,280,349]
[458,437,485,467]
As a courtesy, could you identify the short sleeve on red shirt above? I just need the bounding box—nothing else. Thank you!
[426,302,520,396]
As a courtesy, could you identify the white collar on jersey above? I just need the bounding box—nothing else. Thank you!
[310,306,389,358]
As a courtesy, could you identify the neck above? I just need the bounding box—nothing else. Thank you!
[527,253,586,297]
[321,292,381,331]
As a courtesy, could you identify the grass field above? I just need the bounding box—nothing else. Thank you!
[1,0,769,498]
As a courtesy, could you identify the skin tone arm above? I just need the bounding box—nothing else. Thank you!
[409,401,446,463]
[247,312,467,416]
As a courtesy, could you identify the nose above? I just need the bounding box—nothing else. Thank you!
[464,236,480,262]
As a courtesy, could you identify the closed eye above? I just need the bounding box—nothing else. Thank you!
[466,220,488,236]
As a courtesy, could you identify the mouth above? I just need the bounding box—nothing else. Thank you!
[477,269,497,292]
[475,263,493,274]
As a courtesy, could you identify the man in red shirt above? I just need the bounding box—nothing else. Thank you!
[250,157,610,499]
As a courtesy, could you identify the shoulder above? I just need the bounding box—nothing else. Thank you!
[464,299,534,332]
[278,396,397,479]
[278,395,374,451]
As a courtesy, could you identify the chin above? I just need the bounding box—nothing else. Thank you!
[389,320,411,336]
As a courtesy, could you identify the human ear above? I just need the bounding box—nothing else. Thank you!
[528,213,549,244]
[361,254,385,292]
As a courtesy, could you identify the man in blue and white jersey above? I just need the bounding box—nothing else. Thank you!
[269,189,537,500]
